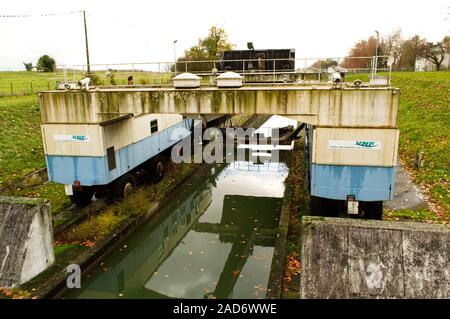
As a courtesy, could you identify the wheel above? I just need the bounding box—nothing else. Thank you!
[151,156,165,182]
[353,201,383,220]
[69,187,94,206]
[112,173,136,199]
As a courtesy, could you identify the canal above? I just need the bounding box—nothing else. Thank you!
[66,116,296,299]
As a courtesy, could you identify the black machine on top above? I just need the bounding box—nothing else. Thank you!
[218,45,295,72]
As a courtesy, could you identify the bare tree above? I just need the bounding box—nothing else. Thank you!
[424,41,446,71]
[380,29,403,69]
[397,35,427,70]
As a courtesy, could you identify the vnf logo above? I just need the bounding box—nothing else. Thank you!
[72,135,88,141]
[356,141,377,148]
[66,264,81,289]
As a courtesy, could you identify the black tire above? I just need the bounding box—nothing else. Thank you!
[354,201,383,220]
[69,187,94,206]
[151,156,165,182]
[112,173,136,199]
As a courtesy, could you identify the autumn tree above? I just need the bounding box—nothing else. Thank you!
[341,36,379,69]
[175,26,235,72]
[444,35,450,52]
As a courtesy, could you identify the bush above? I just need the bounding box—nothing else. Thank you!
[36,55,56,72]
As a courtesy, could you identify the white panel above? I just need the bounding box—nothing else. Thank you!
[42,124,104,157]
[312,127,399,167]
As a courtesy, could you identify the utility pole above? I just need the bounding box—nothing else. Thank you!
[374,30,380,76]
[173,40,178,75]
[83,10,91,75]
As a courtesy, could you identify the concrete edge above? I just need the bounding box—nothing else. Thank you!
[301,216,450,233]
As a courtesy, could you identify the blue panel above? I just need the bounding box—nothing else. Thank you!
[311,164,395,201]
[46,119,193,186]
[46,156,110,185]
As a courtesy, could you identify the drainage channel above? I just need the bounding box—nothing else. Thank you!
[65,116,296,299]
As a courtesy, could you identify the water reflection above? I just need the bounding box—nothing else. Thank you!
[67,159,287,299]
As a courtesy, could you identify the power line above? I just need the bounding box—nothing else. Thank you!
[0,11,82,18]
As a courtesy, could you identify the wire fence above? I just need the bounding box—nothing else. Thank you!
[0,56,393,96]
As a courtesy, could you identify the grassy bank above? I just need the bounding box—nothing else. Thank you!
[392,72,449,220]
[0,96,44,187]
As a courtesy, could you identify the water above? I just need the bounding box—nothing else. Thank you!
[67,116,295,299]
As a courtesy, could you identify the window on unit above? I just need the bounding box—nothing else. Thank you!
[150,119,158,134]
[107,146,116,171]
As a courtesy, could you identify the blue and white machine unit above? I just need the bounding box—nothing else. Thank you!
[305,124,399,219]
[40,111,193,204]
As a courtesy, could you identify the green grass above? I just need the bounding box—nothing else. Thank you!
[0,95,44,188]
[0,71,56,96]
[392,72,449,217]
[346,71,449,220]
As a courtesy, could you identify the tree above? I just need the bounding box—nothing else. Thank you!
[36,55,56,72]
[397,35,427,70]
[424,41,446,71]
[23,62,33,71]
[175,26,235,72]
[443,35,450,53]
[310,58,338,69]
[380,29,403,69]
[341,36,379,69]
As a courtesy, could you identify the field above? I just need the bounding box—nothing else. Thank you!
[0,70,173,96]
[0,71,448,220]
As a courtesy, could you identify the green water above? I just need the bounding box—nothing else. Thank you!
[66,158,287,299]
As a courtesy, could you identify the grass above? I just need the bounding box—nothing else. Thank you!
[0,95,44,188]
[392,72,449,218]
[346,71,449,222]
[0,70,173,97]
[0,71,55,96]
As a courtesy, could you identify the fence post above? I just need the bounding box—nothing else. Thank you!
[10,83,13,96]
[47,81,50,90]
[30,82,33,94]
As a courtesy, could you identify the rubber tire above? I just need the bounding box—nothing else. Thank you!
[151,156,165,183]
[112,174,136,199]
[69,187,94,206]
[354,201,383,220]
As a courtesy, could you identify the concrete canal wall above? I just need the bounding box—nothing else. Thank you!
[0,196,54,288]
[300,216,449,299]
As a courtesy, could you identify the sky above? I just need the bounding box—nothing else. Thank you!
[1,0,449,70]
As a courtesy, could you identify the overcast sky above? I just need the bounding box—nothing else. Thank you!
[1,0,449,70]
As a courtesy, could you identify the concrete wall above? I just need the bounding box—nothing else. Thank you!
[300,216,449,299]
[0,196,55,288]
[39,86,399,127]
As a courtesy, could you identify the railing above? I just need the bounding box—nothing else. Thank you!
[0,56,393,96]
[55,56,391,86]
